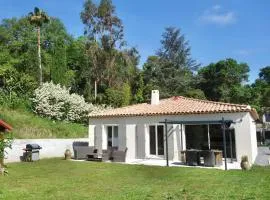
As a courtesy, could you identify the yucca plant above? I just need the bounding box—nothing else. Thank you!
[28,7,50,85]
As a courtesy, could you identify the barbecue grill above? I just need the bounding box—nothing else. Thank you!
[23,144,42,162]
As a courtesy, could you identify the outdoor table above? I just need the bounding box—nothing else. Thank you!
[184,149,223,167]
[87,154,102,162]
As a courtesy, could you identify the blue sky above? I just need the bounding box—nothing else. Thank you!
[1,0,270,83]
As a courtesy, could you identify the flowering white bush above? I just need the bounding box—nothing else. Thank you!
[32,82,106,123]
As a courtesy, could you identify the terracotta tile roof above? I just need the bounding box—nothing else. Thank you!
[89,96,259,120]
[0,119,13,131]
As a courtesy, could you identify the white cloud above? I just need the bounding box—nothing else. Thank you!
[199,5,236,25]
[233,48,267,56]
[233,49,251,56]
[212,5,221,11]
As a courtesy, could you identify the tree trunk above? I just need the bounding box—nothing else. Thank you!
[37,27,42,85]
[94,80,97,101]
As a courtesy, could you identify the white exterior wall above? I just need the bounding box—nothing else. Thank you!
[167,124,174,160]
[118,124,126,151]
[250,115,258,163]
[89,112,258,164]
[125,124,136,161]
[136,124,146,158]
[234,113,258,163]
[173,124,181,161]
[5,138,88,163]
[95,124,103,152]
[88,125,95,146]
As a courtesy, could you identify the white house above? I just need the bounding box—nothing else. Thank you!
[89,90,259,166]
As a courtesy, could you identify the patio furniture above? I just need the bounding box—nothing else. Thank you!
[201,150,215,167]
[180,150,186,163]
[73,141,95,160]
[186,149,200,166]
[101,147,127,162]
[102,149,110,161]
[87,149,102,162]
[112,148,128,162]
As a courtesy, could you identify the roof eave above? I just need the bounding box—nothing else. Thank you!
[89,110,252,119]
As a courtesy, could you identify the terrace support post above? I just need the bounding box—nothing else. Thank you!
[222,118,228,170]
[207,124,211,150]
[229,131,233,163]
[165,119,169,167]
[180,124,183,151]
[260,129,263,145]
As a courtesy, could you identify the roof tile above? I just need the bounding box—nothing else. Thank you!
[89,96,259,120]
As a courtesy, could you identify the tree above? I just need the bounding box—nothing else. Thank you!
[44,18,73,86]
[81,0,124,99]
[157,27,199,71]
[142,27,199,98]
[261,87,270,107]
[28,7,50,85]
[259,66,270,84]
[132,72,144,103]
[198,59,250,102]
[253,66,270,110]
[104,82,132,107]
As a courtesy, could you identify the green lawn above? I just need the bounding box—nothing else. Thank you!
[0,159,270,200]
[0,108,87,138]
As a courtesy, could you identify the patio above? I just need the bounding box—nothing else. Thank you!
[126,159,241,170]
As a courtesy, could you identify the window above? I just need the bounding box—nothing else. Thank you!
[107,126,119,148]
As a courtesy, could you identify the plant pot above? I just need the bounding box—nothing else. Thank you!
[64,149,72,160]
[240,161,250,170]
[0,163,4,175]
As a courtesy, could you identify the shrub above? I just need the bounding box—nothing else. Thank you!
[32,82,106,123]
[0,89,32,111]
[0,132,13,175]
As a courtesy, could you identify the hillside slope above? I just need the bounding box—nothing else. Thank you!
[0,108,88,139]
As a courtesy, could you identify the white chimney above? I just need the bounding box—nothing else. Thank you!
[151,90,159,105]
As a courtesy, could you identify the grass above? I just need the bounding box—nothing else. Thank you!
[0,158,270,200]
[0,108,88,139]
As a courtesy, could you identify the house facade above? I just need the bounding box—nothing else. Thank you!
[89,90,259,164]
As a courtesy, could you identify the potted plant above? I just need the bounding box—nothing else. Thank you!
[64,149,72,160]
[240,155,250,170]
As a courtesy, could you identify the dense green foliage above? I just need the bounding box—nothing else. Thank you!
[0,158,270,199]
[0,0,269,124]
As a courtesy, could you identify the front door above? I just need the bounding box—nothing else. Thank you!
[149,125,164,156]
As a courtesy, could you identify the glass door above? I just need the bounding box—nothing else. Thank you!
[149,125,164,156]
[107,126,119,149]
